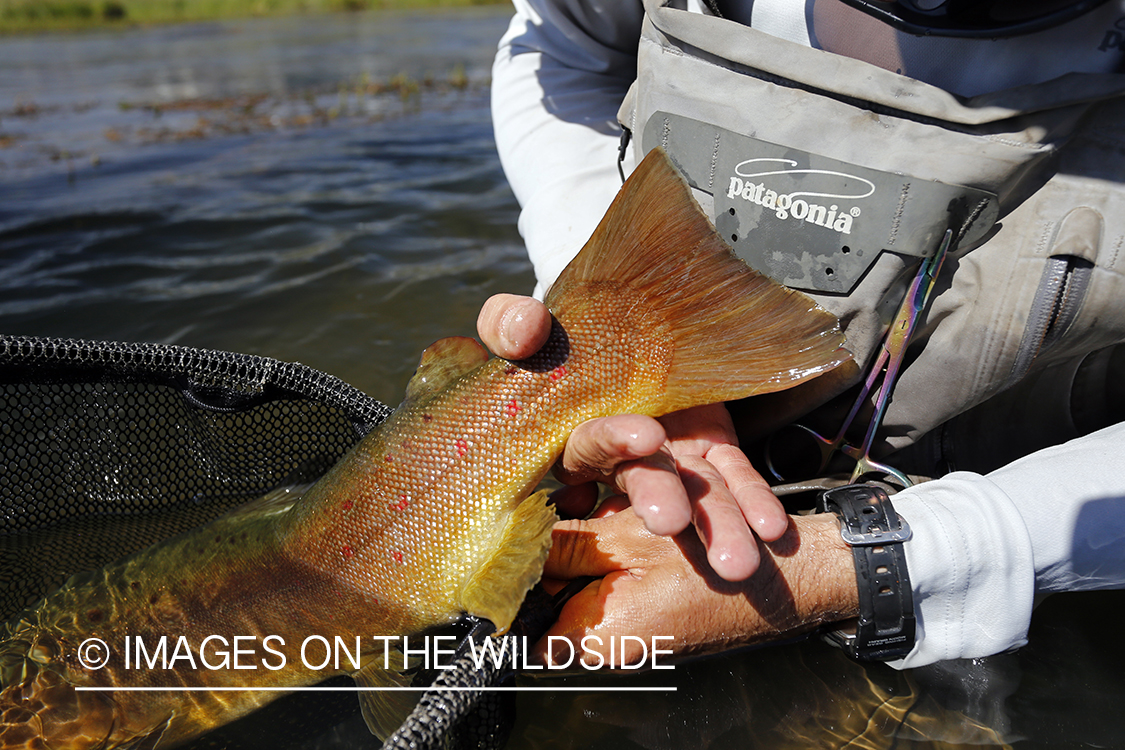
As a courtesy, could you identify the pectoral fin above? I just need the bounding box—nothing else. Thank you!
[459,490,557,634]
[353,649,418,740]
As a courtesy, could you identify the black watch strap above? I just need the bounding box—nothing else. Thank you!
[818,484,916,661]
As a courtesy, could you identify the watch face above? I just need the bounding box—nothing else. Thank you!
[832,0,1113,37]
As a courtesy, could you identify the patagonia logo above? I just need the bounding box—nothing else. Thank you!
[725,158,874,236]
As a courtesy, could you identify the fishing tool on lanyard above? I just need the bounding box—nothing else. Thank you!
[766,229,954,488]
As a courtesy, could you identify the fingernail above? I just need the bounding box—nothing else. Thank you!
[502,300,532,347]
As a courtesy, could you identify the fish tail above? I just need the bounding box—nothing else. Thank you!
[544,147,850,414]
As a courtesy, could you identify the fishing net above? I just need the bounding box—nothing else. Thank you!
[0,334,522,749]
[0,334,392,622]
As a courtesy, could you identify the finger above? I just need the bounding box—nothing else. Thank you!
[533,569,664,669]
[590,494,630,518]
[660,402,736,455]
[677,455,761,581]
[543,518,620,580]
[543,508,664,579]
[555,415,666,485]
[548,482,599,520]
[531,577,604,667]
[475,294,552,360]
[616,448,692,537]
[705,443,789,542]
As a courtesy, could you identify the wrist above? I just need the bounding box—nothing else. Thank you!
[667,512,862,657]
[815,484,917,660]
[730,513,859,643]
[785,513,862,626]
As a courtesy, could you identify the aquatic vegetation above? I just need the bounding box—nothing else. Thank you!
[0,0,508,34]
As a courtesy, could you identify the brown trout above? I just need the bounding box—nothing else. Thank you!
[0,148,849,749]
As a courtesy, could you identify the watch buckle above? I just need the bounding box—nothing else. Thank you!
[839,516,912,546]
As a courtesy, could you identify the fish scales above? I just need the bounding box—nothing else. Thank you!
[1,148,849,749]
[285,303,673,627]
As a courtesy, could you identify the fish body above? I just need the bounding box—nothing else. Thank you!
[0,148,849,748]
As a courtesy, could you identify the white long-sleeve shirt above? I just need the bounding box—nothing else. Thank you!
[890,422,1125,667]
[493,0,1125,297]
[491,0,1125,667]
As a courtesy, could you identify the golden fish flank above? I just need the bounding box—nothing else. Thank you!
[0,147,850,749]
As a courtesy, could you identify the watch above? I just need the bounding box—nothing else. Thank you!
[818,484,916,661]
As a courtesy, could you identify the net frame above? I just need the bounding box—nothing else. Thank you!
[0,334,392,620]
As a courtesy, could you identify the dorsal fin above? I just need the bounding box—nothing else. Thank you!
[403,336,489,403]
[543,148,850,413]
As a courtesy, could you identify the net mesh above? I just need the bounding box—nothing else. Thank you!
[0,334,393,621]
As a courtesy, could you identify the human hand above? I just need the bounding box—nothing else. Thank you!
[535,499,858,667]
[475,293,555,360]
[476,294,789,582]
[550,402,789,582]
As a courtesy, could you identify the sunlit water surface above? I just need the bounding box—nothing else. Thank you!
[1,10,1123,750]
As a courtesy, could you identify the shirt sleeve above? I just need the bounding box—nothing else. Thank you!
[490,0,644,297]
[891,421,1125,668]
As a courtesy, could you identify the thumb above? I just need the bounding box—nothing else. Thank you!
[476,294,552,360]
[543,508,669,579]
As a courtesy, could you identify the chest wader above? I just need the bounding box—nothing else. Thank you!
[620,0,1125,481]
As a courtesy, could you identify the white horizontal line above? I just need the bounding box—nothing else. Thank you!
[75,686,676,693]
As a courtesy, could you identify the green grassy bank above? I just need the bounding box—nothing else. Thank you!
[1,0,506,34]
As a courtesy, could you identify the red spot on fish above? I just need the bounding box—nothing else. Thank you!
[505,399,520,416]
[455,439,468,456]
[385,454,393,462]
[342,499,354,511]
[392,551,404,564]
[341,545,354,560]
[504,365,518,375]
[423,413,433,422]
[392,495,409,512]
[550,365,568,381]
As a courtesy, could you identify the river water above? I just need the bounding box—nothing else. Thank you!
[0,8,529,406]
[1,9,1123,750]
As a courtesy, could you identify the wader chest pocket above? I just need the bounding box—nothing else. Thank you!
[643,113,998,294]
